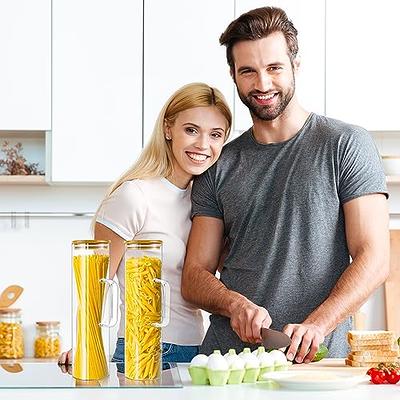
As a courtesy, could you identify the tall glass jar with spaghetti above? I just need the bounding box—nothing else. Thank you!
[124,240,170,382]
[0,308,24,359]
[71,240,118,381]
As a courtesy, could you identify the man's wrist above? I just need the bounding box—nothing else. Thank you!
[225,291,249,317]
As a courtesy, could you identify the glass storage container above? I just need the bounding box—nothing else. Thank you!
[0,308,24,359]
[34,321,61,358]
[71,240,118,381]
[124,240,170,381]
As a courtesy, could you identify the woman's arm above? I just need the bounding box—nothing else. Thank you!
[94,222,126,279]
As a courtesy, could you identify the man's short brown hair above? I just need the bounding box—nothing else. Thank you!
[219,7,298,71]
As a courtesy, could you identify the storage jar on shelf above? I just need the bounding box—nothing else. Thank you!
[34,321,61,358]
[0,308,24,359]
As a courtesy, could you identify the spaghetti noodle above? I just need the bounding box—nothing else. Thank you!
[125,255,162,380]
[72,254,109,380]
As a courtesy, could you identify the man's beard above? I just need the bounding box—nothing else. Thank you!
[237,78,295,121]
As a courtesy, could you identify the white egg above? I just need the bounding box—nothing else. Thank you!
[239,349,260,369]
[257,351,274,367]
[268,350,288,366]
[190,354,208,367]
[230,357,245,370]
[207,353,229,371]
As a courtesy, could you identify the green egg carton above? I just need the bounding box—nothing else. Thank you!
[207,369,230,386]
[188,366,209,385]
[258,365,274,380]
[274,362,291,371]
[227,368,245,384]
[242,367,260,383]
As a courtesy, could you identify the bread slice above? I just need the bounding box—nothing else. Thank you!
[348,354,399,362]
[345,359,381,368]
[349,338,397,347]
[348,330,396,341]
[350,344,399,351]
[350,350,400,357]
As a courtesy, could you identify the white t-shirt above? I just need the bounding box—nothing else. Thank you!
[96,177,204,345]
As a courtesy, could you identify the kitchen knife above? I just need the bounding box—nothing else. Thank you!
[261,327,291,350]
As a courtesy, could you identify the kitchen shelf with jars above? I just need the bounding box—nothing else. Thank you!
[371,131,400,184]
[0,131,49,185]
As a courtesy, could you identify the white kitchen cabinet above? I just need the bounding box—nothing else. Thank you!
[326,0,400,131]
[52,0,142,183]
[0,0,51,130]
[143,0,235,144]
[234,0,326,132]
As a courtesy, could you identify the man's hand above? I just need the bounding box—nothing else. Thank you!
[229,296,272,343]
[283,323,325,364]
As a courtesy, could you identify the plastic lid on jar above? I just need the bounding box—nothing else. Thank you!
[36,321,60,327]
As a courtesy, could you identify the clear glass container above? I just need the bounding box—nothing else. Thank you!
[0,308,24,359]
[71,240,118,381]
[124,240,170,382]
[34,321,61,358]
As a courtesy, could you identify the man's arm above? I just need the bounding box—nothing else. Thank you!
[181,216,272,343]
[284,193,390,363]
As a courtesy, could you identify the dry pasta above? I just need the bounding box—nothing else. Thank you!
[72,254,109,380]
[125,256,162,380]
[34,336,61,358]
[0,322,24,359]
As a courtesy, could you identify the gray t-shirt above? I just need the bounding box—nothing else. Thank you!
[191,113,388,357]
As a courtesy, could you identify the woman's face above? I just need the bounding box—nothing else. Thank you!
[165,106,228,187]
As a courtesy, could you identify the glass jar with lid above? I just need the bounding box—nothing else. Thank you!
[34,321,61,358]
[124,240,170,381]
[72,240,118,381]
[0,308,24,359]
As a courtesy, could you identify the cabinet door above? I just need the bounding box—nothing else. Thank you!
[0,0,51,130]
[326,0,400,131]
[143,0,235,144]
[52,0,142,182]
[234,0,325,132]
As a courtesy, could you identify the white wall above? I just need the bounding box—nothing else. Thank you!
[0,185,116,357]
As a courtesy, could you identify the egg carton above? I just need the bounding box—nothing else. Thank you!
[188,347,291,386]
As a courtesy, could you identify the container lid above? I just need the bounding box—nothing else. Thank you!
[0,308,21,315]
[126,239,163,247]
[36,321,60,327]
[72,240,110,250]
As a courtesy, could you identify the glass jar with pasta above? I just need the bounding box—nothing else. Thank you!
[71,240,118,381]
[124,240,170,382]
[0,308,24,359]
[34,321,61,358]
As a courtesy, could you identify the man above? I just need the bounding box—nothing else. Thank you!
[181,6,389,363]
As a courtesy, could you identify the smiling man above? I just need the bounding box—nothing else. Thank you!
[181,7,390,363]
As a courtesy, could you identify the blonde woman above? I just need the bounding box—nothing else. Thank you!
[59,83,232,365]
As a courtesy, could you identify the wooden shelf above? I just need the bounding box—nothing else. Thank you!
[0,175,47,185]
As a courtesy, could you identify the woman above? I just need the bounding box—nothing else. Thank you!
[59,82,232,365]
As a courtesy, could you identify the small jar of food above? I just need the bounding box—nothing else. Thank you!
[34,321,61,358]
[0,308,24,359]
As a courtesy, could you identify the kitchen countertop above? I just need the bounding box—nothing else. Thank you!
[0,359,399,400]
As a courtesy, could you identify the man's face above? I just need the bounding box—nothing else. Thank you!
[232,32,298,121]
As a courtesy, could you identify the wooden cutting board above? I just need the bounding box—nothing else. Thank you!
[290,358,368,374]
[384,230,400,337]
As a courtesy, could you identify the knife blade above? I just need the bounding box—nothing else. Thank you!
[260,328,291,350]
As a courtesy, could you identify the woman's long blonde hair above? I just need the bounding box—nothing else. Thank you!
[92,82,232,231]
